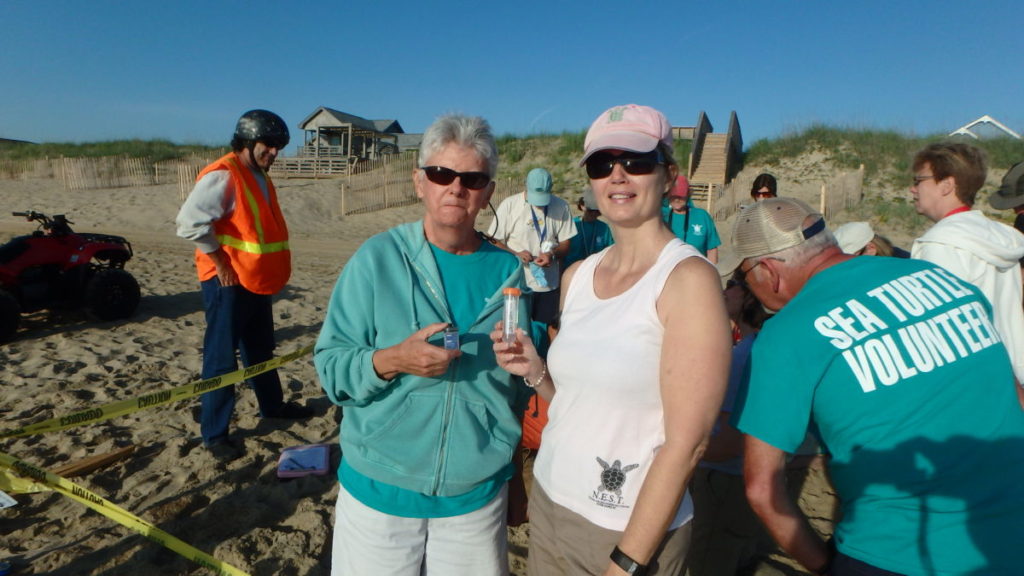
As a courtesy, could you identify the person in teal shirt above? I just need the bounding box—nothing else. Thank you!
[662,175,721,263]
[731,198,1024,576]
[564,187,614,269]
[315,114,530,575]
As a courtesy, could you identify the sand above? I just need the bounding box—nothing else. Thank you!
[0,177,423,575]
[0,175,835,575]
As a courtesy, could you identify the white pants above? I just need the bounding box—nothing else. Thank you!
[331,482,510,576]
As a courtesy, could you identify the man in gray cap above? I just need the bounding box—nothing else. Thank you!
[989,160,1024,273]
[730,197,1024,575]
[487,167,576,324]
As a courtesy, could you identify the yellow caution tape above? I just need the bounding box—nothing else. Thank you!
[0,452,251,575]
[0,344,314,439]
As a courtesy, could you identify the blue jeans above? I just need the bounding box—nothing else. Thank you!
[199,278,283,445]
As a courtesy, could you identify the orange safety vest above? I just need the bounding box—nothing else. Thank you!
[193,152,291,295]
[521,392,550,450]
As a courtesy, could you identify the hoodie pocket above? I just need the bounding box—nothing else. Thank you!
[358,393,443,479]
[443,396,517,486]
[355,392,517,489]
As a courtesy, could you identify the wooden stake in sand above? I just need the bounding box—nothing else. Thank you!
[51,445,136,479]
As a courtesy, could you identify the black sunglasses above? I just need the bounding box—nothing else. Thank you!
[585,149,665,180]
[421,166,491,190]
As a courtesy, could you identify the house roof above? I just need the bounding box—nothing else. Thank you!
[372,119,404,133]
[395,133,423,151]
[298,106,405,134]
[949,115,1021,140]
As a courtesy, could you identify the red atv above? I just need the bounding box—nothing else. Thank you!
[0,211,141,341]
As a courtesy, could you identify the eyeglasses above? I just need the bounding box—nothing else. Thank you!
[421,166,492,190]
[739,256,786,277]
[585,150,665,179]
[740,259,766,276]
[912,174,934,186]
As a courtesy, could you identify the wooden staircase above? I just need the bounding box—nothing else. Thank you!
[690,133,729,185]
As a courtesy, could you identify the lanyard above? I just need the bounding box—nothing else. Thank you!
[530,205,549,244]
[666,208,690,243]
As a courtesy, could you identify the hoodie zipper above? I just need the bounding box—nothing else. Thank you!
[408,258,458,495]
[409,247,523,495]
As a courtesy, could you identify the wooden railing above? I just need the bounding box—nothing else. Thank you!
[296,145,347,157]
[271,156,350,178]
[688,112,714,180]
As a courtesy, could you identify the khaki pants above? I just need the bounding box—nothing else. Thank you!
[527,483,691,575]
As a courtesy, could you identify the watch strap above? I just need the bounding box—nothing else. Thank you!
[610,546,647,576]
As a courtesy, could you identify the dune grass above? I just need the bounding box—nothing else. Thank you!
[5,127,1022,229]
[746,125,1024,181]
[0,139,225,163]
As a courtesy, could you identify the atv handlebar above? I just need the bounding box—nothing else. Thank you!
[12,211,73,234]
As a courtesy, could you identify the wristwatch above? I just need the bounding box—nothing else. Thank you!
[610,546,648,576]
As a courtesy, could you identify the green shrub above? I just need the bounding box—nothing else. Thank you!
[0,139,225,163]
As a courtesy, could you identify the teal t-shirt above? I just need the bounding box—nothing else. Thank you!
[565,217,615,269]
[341,239,519,518]
[429,240,520,332]
[732,256,1024,574]
[661,205,720,256]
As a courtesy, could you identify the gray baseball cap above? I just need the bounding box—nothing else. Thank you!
[732,198,827,260]
[989,161,1024,210]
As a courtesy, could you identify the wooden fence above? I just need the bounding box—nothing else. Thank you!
[339,152,419,214]
[818,164,866,220]
[0,158,59,180]
[59,156,155,190]
[705,165,865,225]
[0,152,863,225]
[0,153,221,194]
[338,151,527,216]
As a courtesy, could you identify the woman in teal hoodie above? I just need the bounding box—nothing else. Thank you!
[315,114,529,575]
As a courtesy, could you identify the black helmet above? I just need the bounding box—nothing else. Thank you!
[234,109,290,149]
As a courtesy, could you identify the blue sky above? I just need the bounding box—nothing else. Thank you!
[2,1,1021,149]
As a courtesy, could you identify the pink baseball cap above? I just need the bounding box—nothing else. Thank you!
[669,175,690,198]
[579,104,674,165]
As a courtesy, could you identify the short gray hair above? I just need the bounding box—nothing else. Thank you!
[749,223,838,270]
[418,114,499,177]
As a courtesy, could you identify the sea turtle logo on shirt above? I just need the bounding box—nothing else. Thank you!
[590,457,639,509]
[692,224,705,236]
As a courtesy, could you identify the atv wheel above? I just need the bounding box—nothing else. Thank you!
[0,288,20,341]
[85,269,141,321]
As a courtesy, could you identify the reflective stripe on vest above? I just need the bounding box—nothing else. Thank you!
[193,152,290,294]
[217,234,289,254]
[216,155,289,255]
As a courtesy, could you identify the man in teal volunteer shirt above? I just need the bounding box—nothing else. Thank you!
[731,198,1024,576]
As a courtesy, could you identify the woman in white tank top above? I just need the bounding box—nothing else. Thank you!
[493,105,732,575]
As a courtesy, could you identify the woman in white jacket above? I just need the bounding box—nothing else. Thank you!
[910,142,1024,389]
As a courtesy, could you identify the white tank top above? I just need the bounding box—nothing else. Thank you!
[534,238,701,531]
